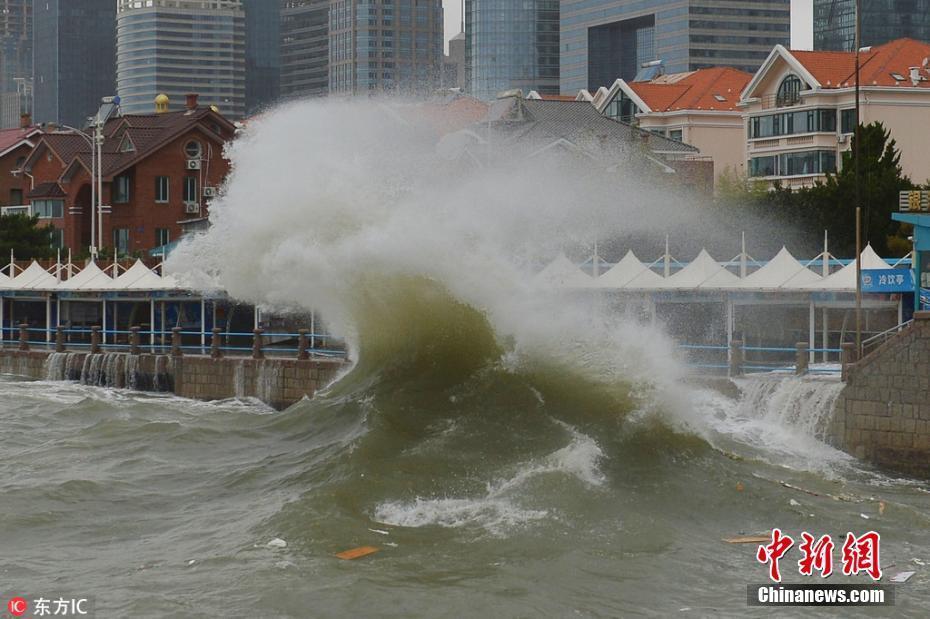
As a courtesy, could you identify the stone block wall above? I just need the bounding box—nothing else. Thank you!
[831,312,930,478]
[0,349,346,410]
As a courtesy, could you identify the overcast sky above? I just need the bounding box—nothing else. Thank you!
[442,0,814,54]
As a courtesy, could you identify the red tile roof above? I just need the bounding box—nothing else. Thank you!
[790,38,930,88]
[0,126,38,155]
[626,67,753,112]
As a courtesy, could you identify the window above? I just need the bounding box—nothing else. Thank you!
[183,176,198,202]
[155,228,170,247]
[669,129,683,142]
[749,108,837,139]
[32,199,64,218]
[113,228,130,256]
[50,228,64,249]
[775,75,802,107]
[9,188,22,204]
[841,108,856,134]
[113,175,131,203]
[749,151,837,177]
[155,176,169,203]
[184,141,202,159]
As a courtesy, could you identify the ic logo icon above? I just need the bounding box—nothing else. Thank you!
[7,597,28,617]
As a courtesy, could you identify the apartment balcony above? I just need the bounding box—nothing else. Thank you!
[0,204,30,216]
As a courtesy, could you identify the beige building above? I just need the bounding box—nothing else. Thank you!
[739,38,930,188]
[585,67,752,183]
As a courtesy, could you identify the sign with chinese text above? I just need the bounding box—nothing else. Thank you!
[899,190,930,212]
[860,269,913,293]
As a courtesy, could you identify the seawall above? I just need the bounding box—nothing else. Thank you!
[0,350,346,410]
[830,312,930,478]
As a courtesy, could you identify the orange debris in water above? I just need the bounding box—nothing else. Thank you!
[335,546,380,560]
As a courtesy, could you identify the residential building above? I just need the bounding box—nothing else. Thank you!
[740,38,930,188]
[444,93,714,192]
[0,1,30,129]
[0,117,40,212]
[33,0,116,129]
[280,0,329,99]
[116,0,246,119]
[588,67,753,181]
[329,0,443,95]
[813,0,930,51]
[243,0,281,113]
[464,0,559,100]
[560,0,790,94]
[18,95,236,254]
[443,31,466,90]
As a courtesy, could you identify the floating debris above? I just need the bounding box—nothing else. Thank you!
[266,538,288,549]
[336,546,379,560]
[891,571,915,583]
[368,528,390,535]
[789,499,801,507]
[722,535,770,544]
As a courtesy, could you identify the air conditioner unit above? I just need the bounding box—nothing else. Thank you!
[186,159,202,170]
[837,134,848,144]
[184,201,200,214]
[203,186,217,198]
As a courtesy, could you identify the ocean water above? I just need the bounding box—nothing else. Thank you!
[1,367,929,617]
[2,98,925,617]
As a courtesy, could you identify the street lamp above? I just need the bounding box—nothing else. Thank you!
[55,125,98,258]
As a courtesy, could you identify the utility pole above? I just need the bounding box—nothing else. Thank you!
[854,0,862,357]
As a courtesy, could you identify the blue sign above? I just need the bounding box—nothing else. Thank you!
[860,269,914,293]
[920,288,930,310]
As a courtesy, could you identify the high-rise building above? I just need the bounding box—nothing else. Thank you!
[33,0,116,129]
[464,0,559,100]
[329,0,444,95]
[560,0,790,93]
[443,31,466,89]
[116,0,246,119]
[280,0,329,99]
[0,1,30,128]
[243,0,281,113]
[813,0,930,51]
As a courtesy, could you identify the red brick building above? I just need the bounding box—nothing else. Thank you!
[0,118,42,211]
[19,95,236,255]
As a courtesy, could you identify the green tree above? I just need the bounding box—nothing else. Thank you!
[0,213,56,260]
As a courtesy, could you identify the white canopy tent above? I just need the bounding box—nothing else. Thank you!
[535,253,593,288]
[595,250,664,289]
[738,247,822,290]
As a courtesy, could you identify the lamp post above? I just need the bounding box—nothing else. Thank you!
[57,125,97,258]
[854,0,862,356]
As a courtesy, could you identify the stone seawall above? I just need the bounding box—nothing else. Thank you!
[830,312,930,478]
[0,350,346,409]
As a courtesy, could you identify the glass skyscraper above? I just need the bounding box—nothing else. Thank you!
[329,0,444,95]
[814,0,930,51]
[243,0,281,113]
[33,0,115,129]
[560,0,790,93]
[280,0,329,99]
[464,0,560,100]
[116,0,246,118]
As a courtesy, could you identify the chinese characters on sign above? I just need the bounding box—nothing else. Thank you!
[756,530,882,582]
[6,597,90,617]
[898,190,930,212]
[860,269,914,293]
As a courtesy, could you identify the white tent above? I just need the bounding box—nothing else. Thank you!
[536,253,593,288]
[57,261,115,291]
[798,245,890,291]
[595,250,664,289]
[0,270,10,288]
[9,261,57,290]
[119,261,179,290]
[659,249,738,289]
[738,247,822,290]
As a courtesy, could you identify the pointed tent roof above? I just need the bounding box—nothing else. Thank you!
[0,269,10,288]
[114,260,178,290]
[738,247,822,290]
[57,261,114,290]
[536,253,593,288]
[594,250,666,289]
[659,249,737,289]
[798,245,890,290]
[10,261,58,290]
